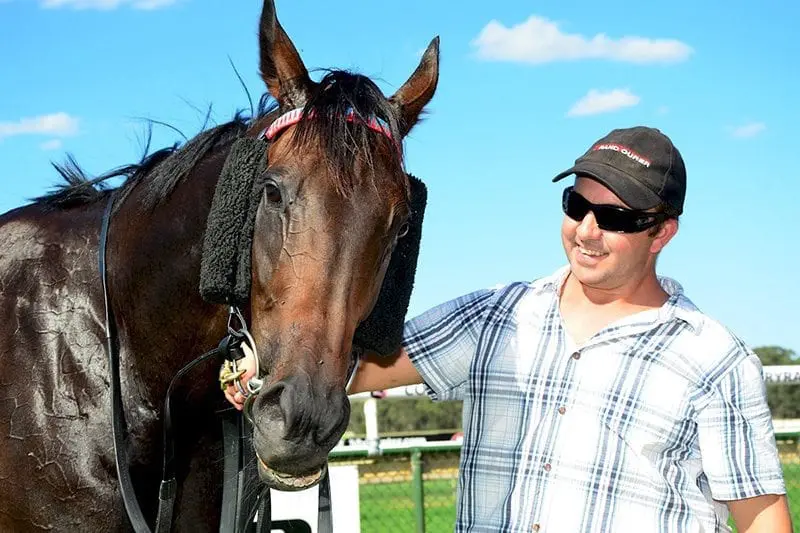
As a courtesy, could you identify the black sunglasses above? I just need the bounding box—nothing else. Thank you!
[562,187,669,233]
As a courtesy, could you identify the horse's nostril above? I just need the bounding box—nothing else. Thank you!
[247,380,288,426]
[250,376,349,449]
[259,381,286,403]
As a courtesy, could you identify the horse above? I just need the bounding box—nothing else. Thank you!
[0,0,439,530]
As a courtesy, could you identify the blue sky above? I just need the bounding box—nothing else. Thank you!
[1,0,798,354]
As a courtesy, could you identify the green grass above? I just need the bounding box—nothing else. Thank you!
[359,478,457,533]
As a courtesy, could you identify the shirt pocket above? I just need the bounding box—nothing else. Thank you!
[599,364,699,485]
[575,348,697,456]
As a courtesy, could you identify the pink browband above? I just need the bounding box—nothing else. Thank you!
[262,107,397,147]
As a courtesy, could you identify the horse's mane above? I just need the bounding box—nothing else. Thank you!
[33,93,276,212]
[34,69,404,212]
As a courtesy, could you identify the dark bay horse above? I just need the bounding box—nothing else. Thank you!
[0,0,439,530]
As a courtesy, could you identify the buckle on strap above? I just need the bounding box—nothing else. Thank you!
[219,306,264,395]
[218,360,246,391]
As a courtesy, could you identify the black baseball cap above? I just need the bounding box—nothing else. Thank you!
[552,126,686,215]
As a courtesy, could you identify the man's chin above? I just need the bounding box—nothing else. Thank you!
[567,261,613,289]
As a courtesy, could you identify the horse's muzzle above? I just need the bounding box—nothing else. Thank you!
[256,455,325,491]
[246,374,350,490]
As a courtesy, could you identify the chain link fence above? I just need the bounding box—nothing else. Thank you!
[329,434,800,533]
[329,445,460,533]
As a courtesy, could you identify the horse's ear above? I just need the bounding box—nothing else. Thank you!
[390,37,440,137]
[259,0,314,109]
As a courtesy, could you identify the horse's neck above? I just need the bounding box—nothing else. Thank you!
[109,149,231,407]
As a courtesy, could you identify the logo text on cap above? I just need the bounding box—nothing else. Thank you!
[592,144,651,168]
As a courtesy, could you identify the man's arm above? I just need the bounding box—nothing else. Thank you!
[347,347,422,394]
[224,346,422,409]
[726,494,792,532]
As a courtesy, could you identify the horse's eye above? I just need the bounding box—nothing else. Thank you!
[397,222,409,238]
[265,183,282,206]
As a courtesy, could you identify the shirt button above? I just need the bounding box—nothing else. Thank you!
[544,463,551,472]
[558,406,566,415]
[572,352,581,360]
[532,524,540,531]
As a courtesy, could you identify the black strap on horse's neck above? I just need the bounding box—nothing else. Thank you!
[99,192,266,533]
[99,192,152,533]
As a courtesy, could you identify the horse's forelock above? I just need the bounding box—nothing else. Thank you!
[289,70,407,199]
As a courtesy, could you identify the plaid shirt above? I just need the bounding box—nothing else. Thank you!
[404,266,785,533]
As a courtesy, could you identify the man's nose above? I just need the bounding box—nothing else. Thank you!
[575,211,602,240]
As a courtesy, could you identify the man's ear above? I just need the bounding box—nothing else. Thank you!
[650,218,679,254]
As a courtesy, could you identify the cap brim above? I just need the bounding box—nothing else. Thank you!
[552,160,662,211]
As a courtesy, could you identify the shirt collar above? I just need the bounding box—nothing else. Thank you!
[535,265,701,333]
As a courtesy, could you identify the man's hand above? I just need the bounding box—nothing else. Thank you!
[222,354,257,411]
[727,493,792,532]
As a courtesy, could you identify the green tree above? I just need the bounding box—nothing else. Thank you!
[347,398,463,436]
[754,346,800,419]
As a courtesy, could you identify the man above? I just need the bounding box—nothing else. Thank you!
[226,127,791,532]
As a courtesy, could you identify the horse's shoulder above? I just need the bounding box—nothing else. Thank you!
[0,203,104,324]
[1,203,100,259]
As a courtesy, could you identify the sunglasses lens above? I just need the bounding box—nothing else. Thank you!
[562,187,662,233]
[596,208,640,232]
[563,188,589,220]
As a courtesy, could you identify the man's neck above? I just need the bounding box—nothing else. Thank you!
[558,270,670,345]
[561,270,669,310]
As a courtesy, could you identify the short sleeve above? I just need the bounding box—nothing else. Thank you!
[696,353,786,500]
[402,288,497,401]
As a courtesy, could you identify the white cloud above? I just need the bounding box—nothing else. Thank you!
[40,139,63,151]
[41,0,176,9]
[130,0,176,9]
[472,16,692,65]
[0,112,79,140]
[567,89,640,117]
[731,122,766,139]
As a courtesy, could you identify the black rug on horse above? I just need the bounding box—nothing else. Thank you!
[200,136,426,356]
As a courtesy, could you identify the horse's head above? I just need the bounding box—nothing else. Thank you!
[245,0,438,490]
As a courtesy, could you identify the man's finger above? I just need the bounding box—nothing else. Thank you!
[221,350,257,410]
[224,388,244,410]
[234,391,245,404]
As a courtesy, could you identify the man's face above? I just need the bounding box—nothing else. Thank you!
[560,177,676,292]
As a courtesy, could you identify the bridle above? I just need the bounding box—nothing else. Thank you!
[98,106,392,533]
